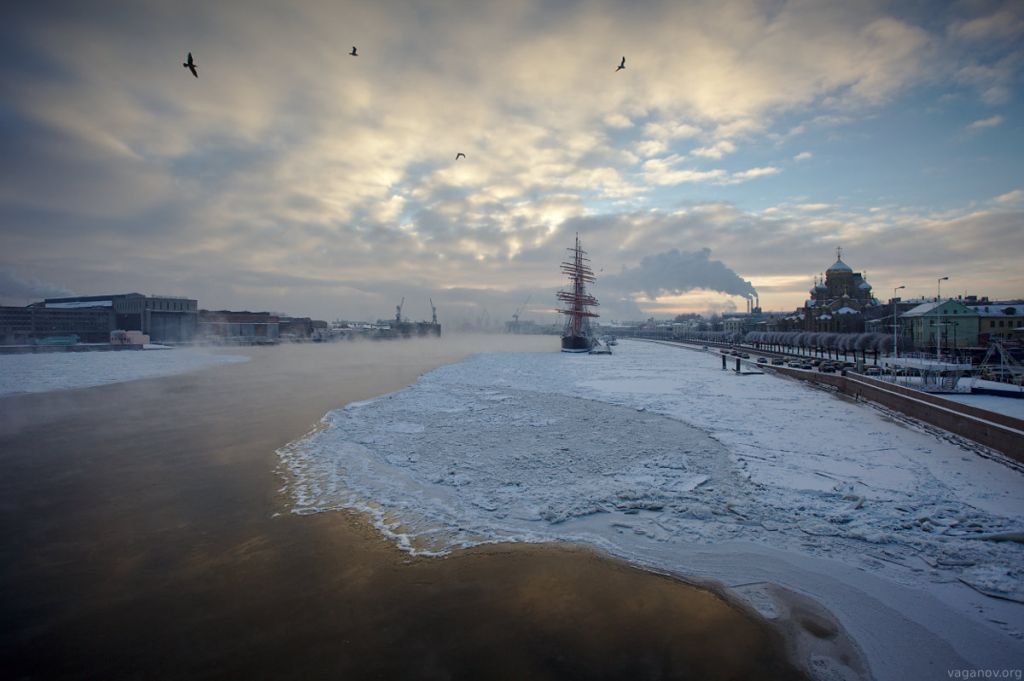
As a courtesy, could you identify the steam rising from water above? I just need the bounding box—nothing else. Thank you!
[0,268,73,304]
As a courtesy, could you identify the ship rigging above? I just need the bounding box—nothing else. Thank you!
[556,234,600,353]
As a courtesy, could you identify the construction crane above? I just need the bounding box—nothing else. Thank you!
[430,298,437,325]
[511,295,531,333]
[395,297,404,325]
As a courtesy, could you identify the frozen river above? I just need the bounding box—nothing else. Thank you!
[282,339,1024,681]
[0,347,248,395]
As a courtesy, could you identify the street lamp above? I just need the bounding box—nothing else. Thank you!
[893,285,905,362]
[937,276,949,301]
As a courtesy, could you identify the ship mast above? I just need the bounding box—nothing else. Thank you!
[557,233,599,338]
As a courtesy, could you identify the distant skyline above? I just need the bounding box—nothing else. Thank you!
[1,0,1022,324]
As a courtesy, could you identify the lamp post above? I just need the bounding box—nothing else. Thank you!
[937,276,948,301]
[892,285,905,362]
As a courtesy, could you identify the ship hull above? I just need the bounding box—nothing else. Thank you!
[561,335,594,353]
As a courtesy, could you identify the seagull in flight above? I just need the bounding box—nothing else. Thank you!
[455,152,466,160]
[349,46,358,56]
[615,56,625,72]
[183,52,198,78]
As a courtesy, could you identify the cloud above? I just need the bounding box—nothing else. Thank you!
[642,122,702,141]
[641,157,779,187]
[603,113,634,129]
[692,140,737,159]
[726,166,781,183]
[634,139,668,157]
[950,3,1024,44]
[967,115,1005,130]
[794,151,813,161]
[601,248,757,300]
[0,0,1020,320]
[994,189,1024,204]
[641,157,727,186]
[0,268,74,304]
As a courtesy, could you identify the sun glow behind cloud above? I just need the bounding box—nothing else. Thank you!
[0,0,1022,321]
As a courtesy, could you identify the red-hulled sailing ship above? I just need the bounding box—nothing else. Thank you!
[556,233,599,353]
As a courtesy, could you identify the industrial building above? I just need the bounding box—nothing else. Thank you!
[0,305,116,344]
[198,310,280,344]
[41,293,198,343]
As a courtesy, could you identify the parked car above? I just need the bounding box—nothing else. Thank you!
[819,364,836,373]
[771,358,785,366]
[740,353,750,359]
[865,367,882,376]
[757,357,768,364]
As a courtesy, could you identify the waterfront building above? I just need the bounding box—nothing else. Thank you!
[968,303,1023,344]
[198,310,280,343]
[279,317,318,341]
[900,299,980,353]
[720,307,781,337]
[0,305,115,344]
[42,293,197,343]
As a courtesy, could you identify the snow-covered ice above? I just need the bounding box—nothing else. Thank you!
[279,340,1024,680]
[0,348,248,396]
[942,392,1024,420]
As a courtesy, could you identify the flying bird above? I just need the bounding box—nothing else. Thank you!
[183,52,198,78]
[455,152,466,160]
[615,56,625,72]
[349,46,358,56]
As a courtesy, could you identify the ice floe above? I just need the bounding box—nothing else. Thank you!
[279,340,1024,680]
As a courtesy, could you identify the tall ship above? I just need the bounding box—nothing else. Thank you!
[556,234,600,352]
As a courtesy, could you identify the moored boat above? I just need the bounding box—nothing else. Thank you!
[556,234,600,353]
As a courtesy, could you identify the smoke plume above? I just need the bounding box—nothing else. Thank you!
[601,248,757,300]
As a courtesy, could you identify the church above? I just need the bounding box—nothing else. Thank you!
[778,248,880,333]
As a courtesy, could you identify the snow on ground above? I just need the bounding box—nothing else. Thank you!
[279,340,1024,680]
[0,348,248,396]
[943,393,1024,420]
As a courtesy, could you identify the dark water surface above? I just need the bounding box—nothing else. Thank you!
[0,337,807,680]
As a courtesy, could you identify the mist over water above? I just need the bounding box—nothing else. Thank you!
[0,336,810,680]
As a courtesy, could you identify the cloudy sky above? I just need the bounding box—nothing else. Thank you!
[1,0,1022,325]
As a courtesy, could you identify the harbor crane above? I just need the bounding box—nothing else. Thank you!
[511,295,531,333]
[395,297,404,325]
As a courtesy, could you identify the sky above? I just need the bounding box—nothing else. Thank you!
[1,0,1022,325]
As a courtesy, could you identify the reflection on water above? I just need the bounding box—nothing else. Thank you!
[0,336,807,679]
